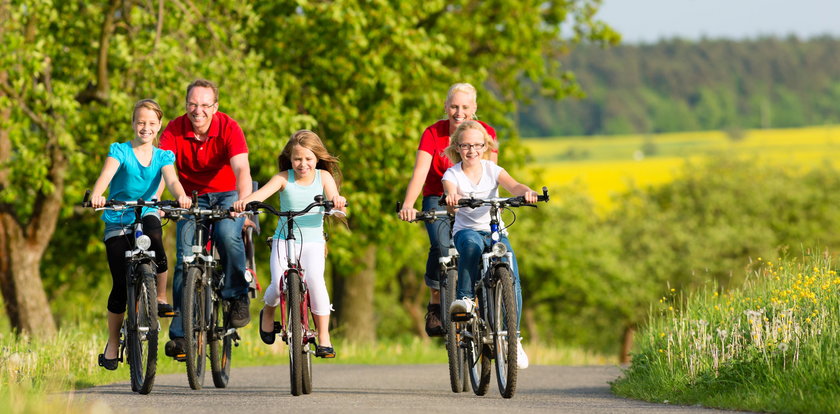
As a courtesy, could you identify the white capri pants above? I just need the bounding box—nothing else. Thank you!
[266,239,332,316]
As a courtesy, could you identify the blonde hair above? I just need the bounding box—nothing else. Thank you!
[132,99,163,124]
[444,82,477,108]
[444,120,497,164]
[278,130,342,189]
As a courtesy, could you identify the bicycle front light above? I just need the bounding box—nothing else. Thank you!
[491,242,508,258]
[136,234,152,251]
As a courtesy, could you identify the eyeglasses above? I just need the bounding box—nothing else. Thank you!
[458,143,485,151]
[187,103,216,110]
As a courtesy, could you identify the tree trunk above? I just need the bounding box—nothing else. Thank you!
[0,60,64,338]
[336,244,377,344]
[397,265,426,338]
[620,324,635,364]
[523,307,539,343]
[0,219,57,338]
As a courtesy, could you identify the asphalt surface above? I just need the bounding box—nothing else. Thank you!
[67,364,745,413]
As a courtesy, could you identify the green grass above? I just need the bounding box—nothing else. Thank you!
[612,250,840,413]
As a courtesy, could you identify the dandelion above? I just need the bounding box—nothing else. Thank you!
[778,342,789,352]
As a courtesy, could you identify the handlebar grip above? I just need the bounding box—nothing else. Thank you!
[395,202,402,213]
[538,186,550,202]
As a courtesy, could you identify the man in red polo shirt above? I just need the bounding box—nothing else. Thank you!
[160,79,253,359]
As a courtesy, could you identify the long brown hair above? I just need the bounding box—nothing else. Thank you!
[278,130,343,189]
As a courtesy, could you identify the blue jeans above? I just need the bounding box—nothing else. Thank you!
[170,191,246,339]
[422,195,451,290]
[453,230,522,328]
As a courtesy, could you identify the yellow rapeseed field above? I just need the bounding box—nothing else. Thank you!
[521,126,840,209]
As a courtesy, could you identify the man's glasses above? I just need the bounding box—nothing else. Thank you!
[458,143,485,151]
[187,103,216,110]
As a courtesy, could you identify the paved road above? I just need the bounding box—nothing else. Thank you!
[69,365,741,413]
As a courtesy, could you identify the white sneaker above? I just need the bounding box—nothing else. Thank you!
[449,297,475,315]
[517,338,529,369]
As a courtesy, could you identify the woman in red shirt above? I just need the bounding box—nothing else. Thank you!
[398,83,497,336]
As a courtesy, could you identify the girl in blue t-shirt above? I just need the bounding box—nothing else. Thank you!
[89,99,191,370]
[233,130,346,358]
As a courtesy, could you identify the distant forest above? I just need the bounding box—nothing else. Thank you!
[517,36,840,137]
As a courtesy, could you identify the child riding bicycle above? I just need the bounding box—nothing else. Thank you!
[441,120,537,370]
[232,130,346,358]
[89,99,191,370]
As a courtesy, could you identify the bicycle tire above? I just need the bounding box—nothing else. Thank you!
[492,266,518,398]
[440,267,457,332]
[126,264,158,394]
[183,266,208,390]
[301,341,313,394]
[287,269,303,396]
[210,294,232,388]
[444,268,467,393]
[466,317,491,396]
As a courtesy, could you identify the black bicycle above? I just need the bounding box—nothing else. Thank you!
[171,200,243,390]
[445,187,549,398]
[241,195,345,396]
[83,191,181,394]
[396,202,468,393]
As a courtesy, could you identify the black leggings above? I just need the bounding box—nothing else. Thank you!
[105,215,168,314]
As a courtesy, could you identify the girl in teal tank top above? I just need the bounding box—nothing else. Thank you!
[233,130,346,358]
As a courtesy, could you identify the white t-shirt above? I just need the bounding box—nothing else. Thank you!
[442,160,507,235]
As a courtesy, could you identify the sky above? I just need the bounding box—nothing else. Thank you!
[596,0,840,43]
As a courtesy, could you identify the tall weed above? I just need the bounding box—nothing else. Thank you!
[613,250,840,413]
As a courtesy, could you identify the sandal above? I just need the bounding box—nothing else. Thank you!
[258,308,278,345]
[157,302,176,318]
[315,345,336,358]
[98,344,119,370]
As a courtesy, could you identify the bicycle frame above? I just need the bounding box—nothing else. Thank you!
[243,195,343,396]
[180,207,241,342]
[446,187,549,398]
[276,218,315,347]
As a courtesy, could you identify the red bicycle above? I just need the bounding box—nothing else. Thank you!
[241,195,345,396]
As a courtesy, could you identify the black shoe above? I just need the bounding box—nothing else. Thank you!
[424,304,444,337]
[164,337,187,361]
[315,345,336,358]
[258,308,276,345]
[97,344,119,370]
[230,295,251,328]
[157,302,176,318]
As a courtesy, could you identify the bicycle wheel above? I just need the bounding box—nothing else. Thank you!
[210,294,232,388]
[492,265,518,398]
[286,269,303,396]
[183,266,208,390]
[444,268,467,393]
[301,341,313,394]
[126,264,158,394]
[441,267,457,332]
[466,318,491,396]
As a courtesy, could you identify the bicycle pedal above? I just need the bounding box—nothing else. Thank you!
[451,312,472,322]
[273,321,282,334]
[174,353,187,362]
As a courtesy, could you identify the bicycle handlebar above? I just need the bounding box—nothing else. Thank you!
[395,201,451,223]
[81,189,183,210]
[438,186,550,209]
[237,195,347,218]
